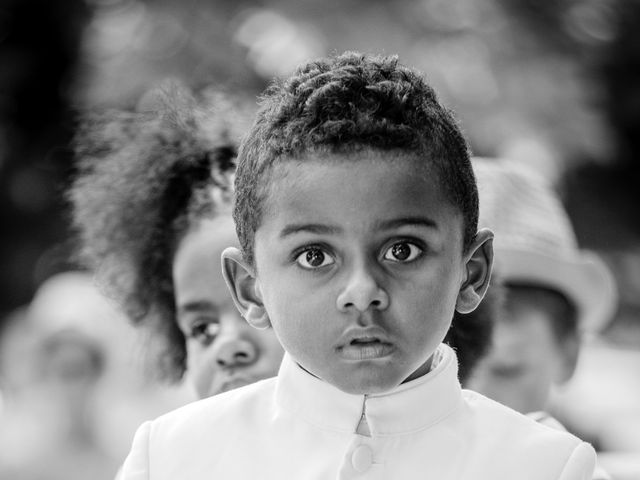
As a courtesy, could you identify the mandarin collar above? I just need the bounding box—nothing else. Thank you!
[275,344,462,436]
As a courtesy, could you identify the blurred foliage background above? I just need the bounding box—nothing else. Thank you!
[2,0,640,341]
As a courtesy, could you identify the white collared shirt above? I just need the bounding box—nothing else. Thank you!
[120,344,595,479]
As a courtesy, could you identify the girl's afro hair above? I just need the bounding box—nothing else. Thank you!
[68,81,253,381]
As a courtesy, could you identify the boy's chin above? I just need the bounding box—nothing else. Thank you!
[328,358,434,395]
[331,373,407,395]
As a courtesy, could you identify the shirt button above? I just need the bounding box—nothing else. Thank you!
[351,445,373,473]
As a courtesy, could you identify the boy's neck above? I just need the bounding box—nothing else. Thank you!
[296,350,441,395]
[402,354,435,385]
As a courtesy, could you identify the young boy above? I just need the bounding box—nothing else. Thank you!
[119,52,596,479]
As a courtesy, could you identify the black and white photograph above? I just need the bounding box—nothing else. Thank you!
[1,1,639,478]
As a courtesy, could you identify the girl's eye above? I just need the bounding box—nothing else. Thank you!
[383,241,422,262]
[295,247,335,269]
[189,321,221,344]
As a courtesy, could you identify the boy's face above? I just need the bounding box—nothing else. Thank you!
[173,216,284,399]
[247,151,480,394]
[467,286,577,414]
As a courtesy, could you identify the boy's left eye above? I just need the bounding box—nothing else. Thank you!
[383,241,422,262]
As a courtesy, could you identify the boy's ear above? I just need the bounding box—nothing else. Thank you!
[221,247,271,330]
[456,228,494,314]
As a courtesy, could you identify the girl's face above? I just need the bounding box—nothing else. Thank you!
[172,215,284,399]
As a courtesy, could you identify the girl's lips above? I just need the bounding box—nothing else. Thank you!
[215,376,254,394]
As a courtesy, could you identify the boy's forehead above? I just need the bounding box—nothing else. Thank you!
[262,150,433,203]
[271,149,433,178]
[258,151,463,231]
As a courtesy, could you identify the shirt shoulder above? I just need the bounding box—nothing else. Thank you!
[460,389,596,479]
[152,376,278,434]
[120,378,278,479]
[462,389,580,442]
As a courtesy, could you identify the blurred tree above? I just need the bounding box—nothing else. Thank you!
[2,0,639,333]
[0,0,89,318]
[562,0,640,344]
[601,0,640,179]
[563,0,640,248]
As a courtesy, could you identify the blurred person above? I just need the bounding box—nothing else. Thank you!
[466,158,618,480]
[0,271,126,480]
[68,83,285,401]
[444,283,499,385]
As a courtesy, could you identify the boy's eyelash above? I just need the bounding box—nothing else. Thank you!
[381,238,427,263]
[290,243,333,262]
[384,237,426,251]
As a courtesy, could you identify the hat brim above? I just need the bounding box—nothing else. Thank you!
[493,248,618,333]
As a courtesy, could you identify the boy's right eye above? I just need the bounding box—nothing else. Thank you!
[295,247,335,269]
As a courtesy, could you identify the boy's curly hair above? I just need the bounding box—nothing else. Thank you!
[234,51,478,266]
[68,84,250,381]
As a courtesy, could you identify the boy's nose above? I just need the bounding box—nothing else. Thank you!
[336,266,389,312]
[215,336,258,369]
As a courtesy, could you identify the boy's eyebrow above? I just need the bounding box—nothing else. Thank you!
[279,223,341,238]
[375,216,439,231]
[279,217,438,238]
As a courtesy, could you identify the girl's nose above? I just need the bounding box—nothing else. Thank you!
[215,336,258,368]
[336,264,389,313]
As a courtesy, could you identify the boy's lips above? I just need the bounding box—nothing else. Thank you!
[336,327,395,360]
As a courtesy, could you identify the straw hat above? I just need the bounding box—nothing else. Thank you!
[473,158,618,333]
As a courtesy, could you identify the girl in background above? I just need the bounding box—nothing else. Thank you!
[69,84,284,400]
